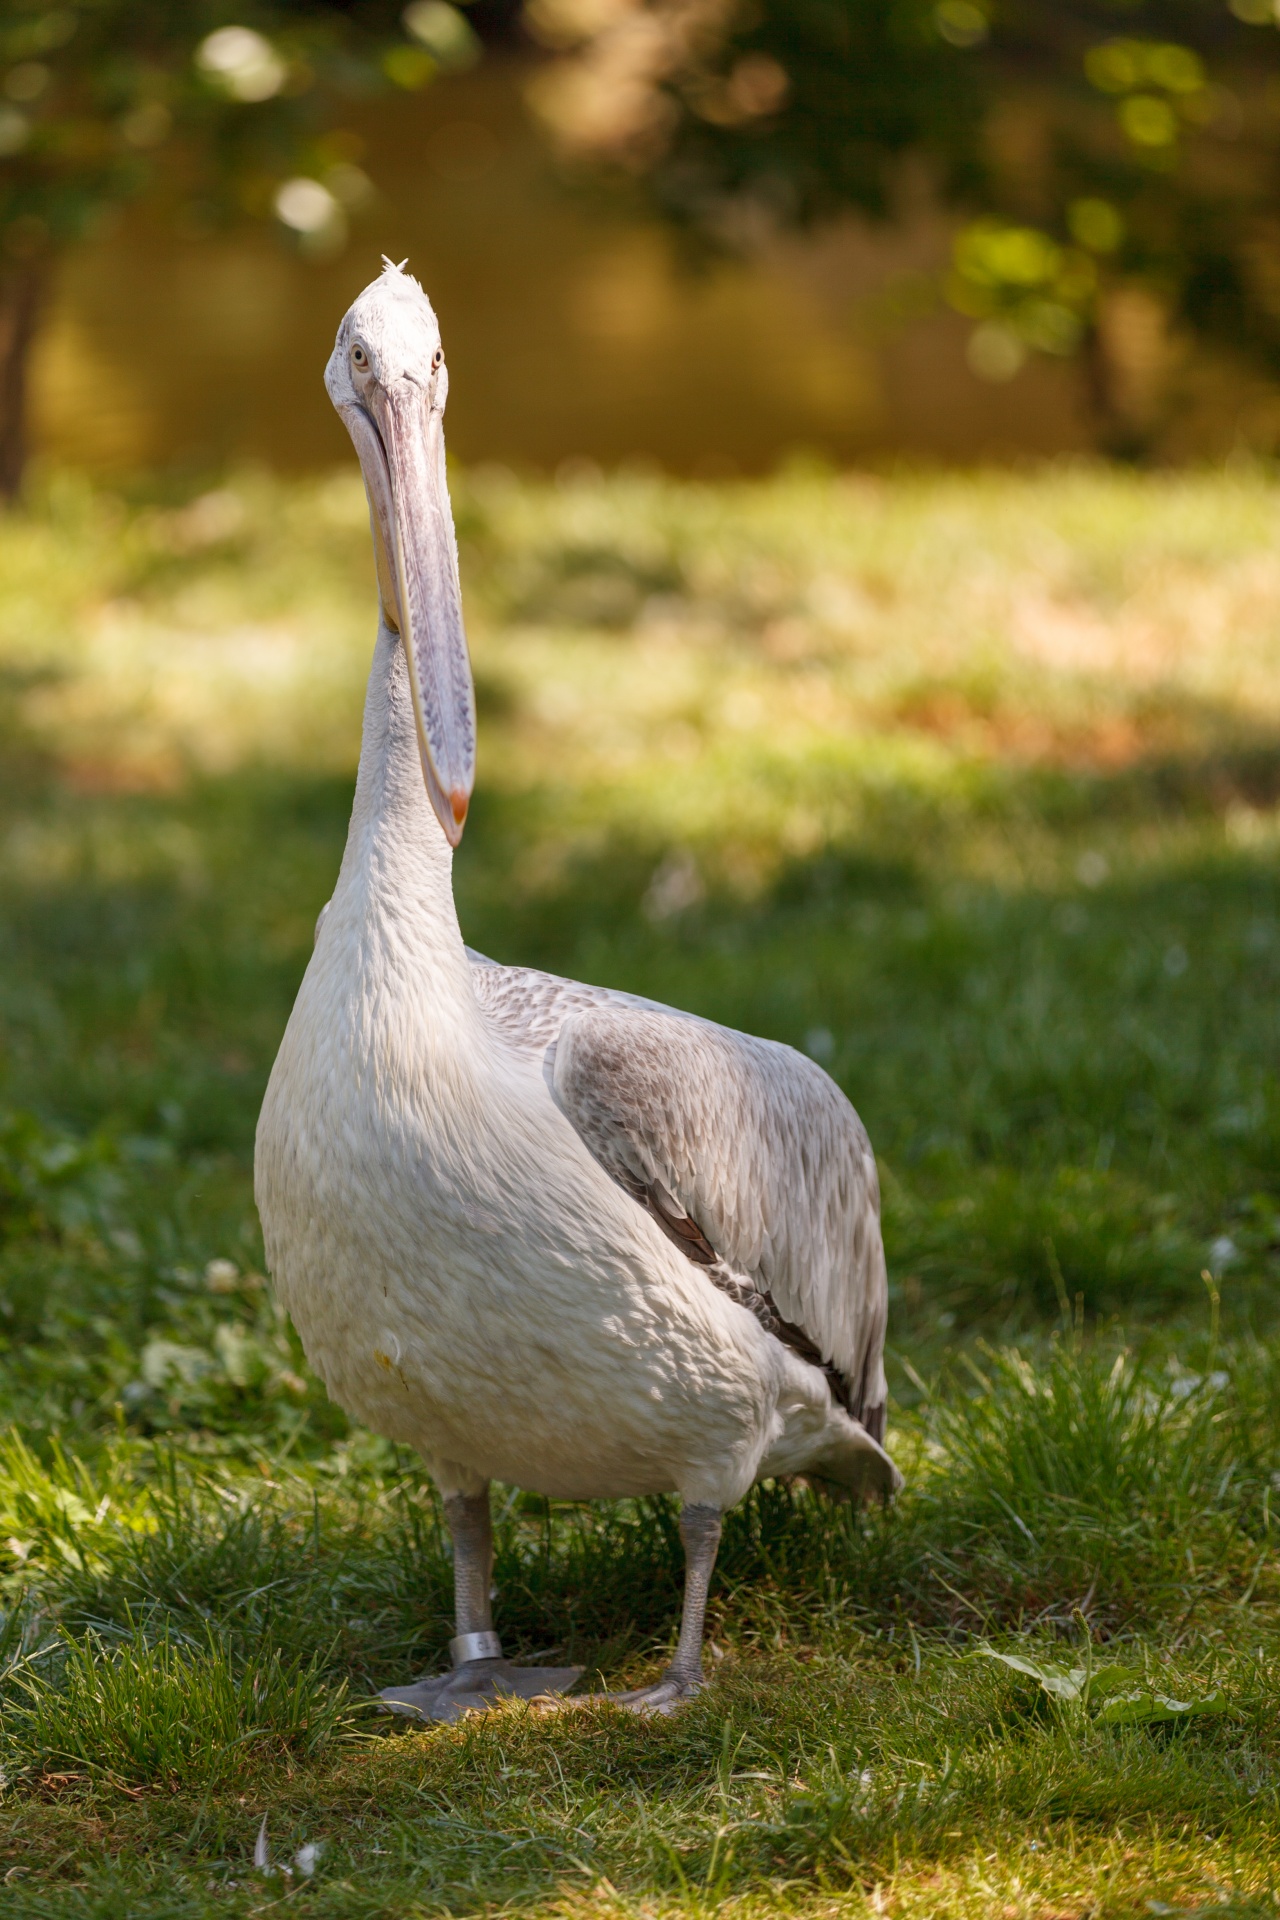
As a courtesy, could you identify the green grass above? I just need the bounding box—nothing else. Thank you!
[3,1626,355,1790]
[0,461,1278,1914]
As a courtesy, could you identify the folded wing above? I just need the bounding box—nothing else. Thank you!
[468,953,889,1436]
[550,998,889,1433]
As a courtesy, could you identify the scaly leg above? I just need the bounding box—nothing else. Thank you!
[597,1502,723,1715]
[379,1487,582,1723]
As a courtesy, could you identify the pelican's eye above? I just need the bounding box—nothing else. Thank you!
[432,347,443,371]
[351,342,369,370]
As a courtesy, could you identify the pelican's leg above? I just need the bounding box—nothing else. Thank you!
[446,1487,497,1646]
[378,1488,582,1723]
[600,1502,723,1716]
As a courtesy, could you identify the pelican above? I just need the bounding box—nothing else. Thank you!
[255,261,901,1721]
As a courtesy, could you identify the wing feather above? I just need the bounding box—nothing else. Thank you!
[469,954,888,1426]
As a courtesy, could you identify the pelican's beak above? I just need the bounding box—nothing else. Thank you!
[344,378,476,845]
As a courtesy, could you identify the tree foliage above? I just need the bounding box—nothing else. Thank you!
[525,0,1280,439]
[0,0,483,490]
[0,1,484,256]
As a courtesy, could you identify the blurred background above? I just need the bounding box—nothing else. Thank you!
[37,57,1090,475]
[1,0,1279,1455]
[12,0,1280,482]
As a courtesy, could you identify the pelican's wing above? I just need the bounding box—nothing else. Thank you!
[465,947,641,1050]
[467,953,888,1431]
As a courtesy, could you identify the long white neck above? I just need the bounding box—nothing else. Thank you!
[328,621,478,1015]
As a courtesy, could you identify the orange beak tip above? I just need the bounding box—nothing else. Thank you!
[450,788,469,829]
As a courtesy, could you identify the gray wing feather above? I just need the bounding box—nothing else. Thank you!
[469,953,888,1425]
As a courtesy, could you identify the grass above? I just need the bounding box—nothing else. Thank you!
[0,459,1278,1913]
[2,1626,355,1790]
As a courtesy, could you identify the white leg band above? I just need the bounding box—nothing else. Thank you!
[450,1630,503,1666]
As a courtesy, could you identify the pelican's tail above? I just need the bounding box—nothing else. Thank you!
[806,1416,902,1506]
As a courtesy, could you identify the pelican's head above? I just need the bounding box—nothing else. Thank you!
[326,259,475,845]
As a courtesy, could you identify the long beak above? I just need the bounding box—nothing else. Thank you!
[343,379,476,845]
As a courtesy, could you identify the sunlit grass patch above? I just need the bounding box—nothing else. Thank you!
[0,1433,158,1595]
[0,1626,357,1790]
[1,1638,1275,1915]
[901,1337,1277,1633]
[2,1620,360,1797]
[5,461,1280,864]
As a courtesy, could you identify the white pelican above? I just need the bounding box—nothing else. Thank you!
[255,261,900,1721]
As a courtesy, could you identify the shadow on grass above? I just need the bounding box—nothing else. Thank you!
[0,721,1279,1448]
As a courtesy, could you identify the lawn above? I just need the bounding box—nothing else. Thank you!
[0,460,1277,1917]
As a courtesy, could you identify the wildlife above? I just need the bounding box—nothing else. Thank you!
[254,259,901,1721]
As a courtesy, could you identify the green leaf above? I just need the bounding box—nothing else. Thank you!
[974,1647,1162,1706]
[974,1647,1089,1698]
[1097,1688,1227,1725]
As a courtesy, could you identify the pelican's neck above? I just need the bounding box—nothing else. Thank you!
[332,622,474,1000]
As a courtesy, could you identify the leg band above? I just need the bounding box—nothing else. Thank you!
[450,1630,503,1666]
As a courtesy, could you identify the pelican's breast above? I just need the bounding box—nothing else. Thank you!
[255,920,774,1503]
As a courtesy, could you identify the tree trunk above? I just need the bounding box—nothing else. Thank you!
[1081,319,1139,460]
[0,263,45,502]
[1082,292,1171,463]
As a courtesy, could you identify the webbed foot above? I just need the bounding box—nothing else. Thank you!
[586,1667,707,1717]
[378,1657,583,1724]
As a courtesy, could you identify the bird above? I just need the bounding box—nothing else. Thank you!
[255,260,901,1722]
